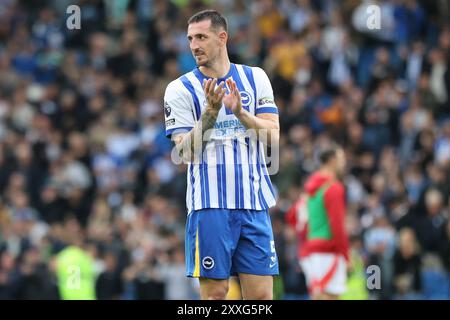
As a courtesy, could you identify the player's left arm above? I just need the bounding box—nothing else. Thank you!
[223,68,279,146]
[233,106,279,147]
[324,183,350,262]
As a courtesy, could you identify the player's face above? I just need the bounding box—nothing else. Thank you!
[335,149,347,178]
[187,20,223,67]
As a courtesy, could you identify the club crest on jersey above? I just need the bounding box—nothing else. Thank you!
[240,91,252,107]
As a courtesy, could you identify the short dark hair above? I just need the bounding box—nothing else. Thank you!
[318,145,340,165]
[187,9,228,32]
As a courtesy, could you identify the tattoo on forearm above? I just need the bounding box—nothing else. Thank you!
[200,108,219,133]
[178,108,218,162]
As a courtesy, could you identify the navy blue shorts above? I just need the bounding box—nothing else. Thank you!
[185,208,279,279]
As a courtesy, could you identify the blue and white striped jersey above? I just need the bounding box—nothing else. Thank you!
[164,63,278,213]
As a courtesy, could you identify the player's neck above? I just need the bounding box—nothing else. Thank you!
[319,167,337,180]
[199,57,231,79]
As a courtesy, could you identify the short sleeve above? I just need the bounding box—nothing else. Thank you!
[252,67,278,115]
[164,80,195,138]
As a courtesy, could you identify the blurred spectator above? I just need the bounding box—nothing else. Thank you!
[364,215,396,299]
[96,250,122,300]
[439,221,450,273]
[399,188,448,254]
[155,246,199,299]
[54,217,96,300]
[392,228,423,299]
[0,250,22,299]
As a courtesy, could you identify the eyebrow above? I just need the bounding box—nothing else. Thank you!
[187,33,208,40]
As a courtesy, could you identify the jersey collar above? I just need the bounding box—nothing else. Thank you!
[193,63,235,84]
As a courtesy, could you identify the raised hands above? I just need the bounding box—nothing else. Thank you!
[223,77,242,116]
[203,78,226,112]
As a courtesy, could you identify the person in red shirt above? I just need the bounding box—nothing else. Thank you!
[286,146,349,300]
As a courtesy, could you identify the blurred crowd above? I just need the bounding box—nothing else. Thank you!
[0,0,449,300]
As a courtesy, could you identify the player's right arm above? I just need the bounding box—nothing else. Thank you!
[164,78,226,163]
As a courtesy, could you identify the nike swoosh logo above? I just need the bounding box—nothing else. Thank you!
[270,256,277,268]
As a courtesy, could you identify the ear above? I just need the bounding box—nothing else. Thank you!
[218,30,227,46]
